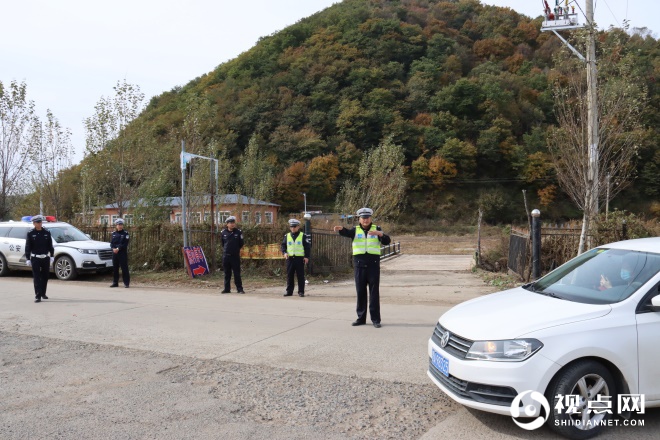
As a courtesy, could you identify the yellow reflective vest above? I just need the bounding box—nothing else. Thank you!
[352,225,381,255]
[286,232,305,256]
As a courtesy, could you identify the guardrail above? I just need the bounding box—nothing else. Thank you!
[380,242,401,259]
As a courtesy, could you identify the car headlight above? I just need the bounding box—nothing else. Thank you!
[77,249,98,254]
[466,339,543,362]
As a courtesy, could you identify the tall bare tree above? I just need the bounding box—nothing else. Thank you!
[547,29,647,254]
[0,80,36,219]
[335,135,407,221]
[84,80,145,217]
[237,134,274,224]
[29,110,74,219]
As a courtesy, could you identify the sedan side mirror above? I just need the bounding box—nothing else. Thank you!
[651,295,660,312]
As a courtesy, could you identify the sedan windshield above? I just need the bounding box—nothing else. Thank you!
[45,226,90,243]
[526,248,660,304]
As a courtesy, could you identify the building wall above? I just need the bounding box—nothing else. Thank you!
[99,204,278,226]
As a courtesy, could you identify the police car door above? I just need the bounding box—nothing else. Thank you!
[5,227,28,265]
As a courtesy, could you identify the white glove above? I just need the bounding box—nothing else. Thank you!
[50,257,55,265]
[26,260,32,267]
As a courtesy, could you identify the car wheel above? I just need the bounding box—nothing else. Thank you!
[0,253,9,276]
[546,360,616,440]
[55,255,78,280]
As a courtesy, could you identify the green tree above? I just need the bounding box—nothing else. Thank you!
[0,80,36,219]
[335,135,407,221]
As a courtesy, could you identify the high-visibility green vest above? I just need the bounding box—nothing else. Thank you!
[286,232,305,256]
[352,224,381,255]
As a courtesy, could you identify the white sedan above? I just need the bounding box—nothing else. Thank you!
[428,237,660,439]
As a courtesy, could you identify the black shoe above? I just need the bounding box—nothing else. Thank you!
[299,293,305,297]
[41,295,48,300]
[237,289,245,294]
[124,285,129,288]
[220,290,230,294]
[351,320,366,326]
[373,322,382,328]
[110,284,119,288]
[283,293,293,296]
[34,298,41,303]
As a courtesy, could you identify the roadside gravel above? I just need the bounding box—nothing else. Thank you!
[0,332,456,440]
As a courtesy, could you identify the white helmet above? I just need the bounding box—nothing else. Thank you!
[288,218,301,227]
[225,216,236,223]
[114,218,124,225]
[356,207,373,218]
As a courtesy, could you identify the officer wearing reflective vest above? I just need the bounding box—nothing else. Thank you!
[333,207,391,328]
[281,218,310,297]
[25,215,55,303]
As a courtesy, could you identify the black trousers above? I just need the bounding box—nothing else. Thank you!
[113,252,130,286]
[286,257,305,294]
[354,259,381,323]
[31,256,50,299]
[223,254,243,291]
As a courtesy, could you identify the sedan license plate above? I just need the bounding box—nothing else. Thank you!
[431,349,449,377]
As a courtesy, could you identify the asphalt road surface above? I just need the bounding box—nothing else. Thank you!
[1,255,657,439]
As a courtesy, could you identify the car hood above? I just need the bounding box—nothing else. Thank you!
[56,240,111,250]
[439,287,612,340]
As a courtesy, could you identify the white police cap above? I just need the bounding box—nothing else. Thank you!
[114,218,124,225]
[31,215,44,222]
[288,218,301,226]
[225,216,236,223]
[356,207,373,218]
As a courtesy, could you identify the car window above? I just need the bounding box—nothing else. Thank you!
[7,228,29,239]
[0,226,10,237]
[45,226,90,243]
[529,248,660,305]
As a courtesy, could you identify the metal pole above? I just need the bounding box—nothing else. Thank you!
[181,140,188,248]
[304,212,312,275]
[586,0,599,216]
[605,173,611,220]
[532,209,541,280]
[210,160,216,272]
[303,192,307,214]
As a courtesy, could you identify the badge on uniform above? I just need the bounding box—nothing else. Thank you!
[288,241,293,245]
[357,233,364,238]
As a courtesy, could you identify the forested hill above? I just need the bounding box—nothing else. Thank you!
[92,0,660,223]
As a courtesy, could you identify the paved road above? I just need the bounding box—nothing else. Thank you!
[1,255,657,439]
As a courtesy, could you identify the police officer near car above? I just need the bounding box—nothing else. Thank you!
[281,218,310,297]
[220,216,245,294]
[25,215,55,303]
[110,218,130,288]
[333,208,390,328]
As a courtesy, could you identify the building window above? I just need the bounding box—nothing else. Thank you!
[255,212,262,224]
[124,214,134,225]
[204,212,211,223]
[242,211,250,223]
[218,211,231,223]
[265,212,273,224]
[111,215,119,225]
[100,215,109,225]
[174,213,182,224]
[191,212,201,224]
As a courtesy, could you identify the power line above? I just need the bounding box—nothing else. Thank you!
[600,0,621,27]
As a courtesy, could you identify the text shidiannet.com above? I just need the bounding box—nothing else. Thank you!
[555,419,645,427]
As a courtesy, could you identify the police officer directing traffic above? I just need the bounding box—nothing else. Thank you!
[25,215,55,303]
[110,218,130,288]
[333,207,391,328]
[281,218,310,297]
[220,216,245,294]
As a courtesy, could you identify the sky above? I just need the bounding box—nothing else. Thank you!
[2,1,658,165]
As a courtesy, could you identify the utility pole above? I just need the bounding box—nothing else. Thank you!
[181,140,188,247]
[586,0,599,217]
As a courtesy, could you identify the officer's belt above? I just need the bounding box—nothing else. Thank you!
[31,254,49,259]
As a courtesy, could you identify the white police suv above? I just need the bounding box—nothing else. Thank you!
[0,218,113,280]
[429,237,660,439]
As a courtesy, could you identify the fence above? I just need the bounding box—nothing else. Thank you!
[79,224,355,274]
[507,222,630,279]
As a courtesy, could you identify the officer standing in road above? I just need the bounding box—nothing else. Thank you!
[25,215,55,303]
[281,218,310,297]
[110,218,130,288]
[333,208,391,328]
[220,216,245,294]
